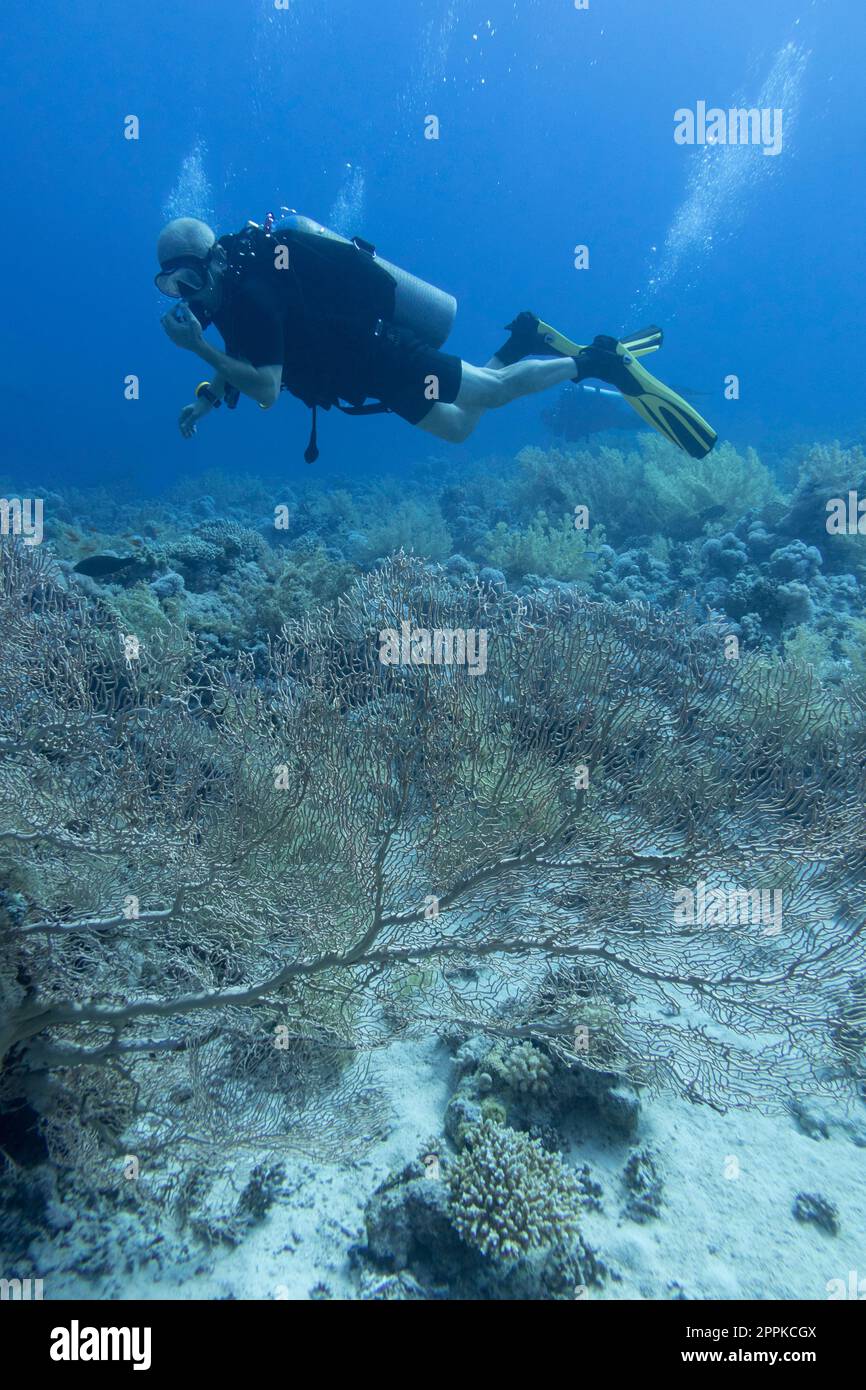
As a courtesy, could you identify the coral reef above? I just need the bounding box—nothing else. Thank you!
[446,1033,641,1148]
[16,433,866,675]
[511,436,782,545]
[483,512,603,583]
[361,1139,604,1300]
[2,428,865,1298]
[792,1192,840,1237]
[447,1119,583,1261]
[622,1148,664,1223]
[177,1161,286,1248]
[3,545,864,1206]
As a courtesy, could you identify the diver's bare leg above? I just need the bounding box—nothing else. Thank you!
[416,356,575,444]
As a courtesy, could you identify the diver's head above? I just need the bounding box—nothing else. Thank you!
[155,217,224,304]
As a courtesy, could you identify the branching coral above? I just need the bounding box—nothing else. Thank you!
[512,436,783,546]
[252,546,356,633]
[192,520,268,566]
[483,512,603,582]
[361,497,453,564]
[447,1119,583,1261]
[778,442,866,576]
[482,1041,554,1098]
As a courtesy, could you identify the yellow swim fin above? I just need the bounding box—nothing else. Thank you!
[538,322,717,459]
[604,341,718,458]
[537,320,664,359]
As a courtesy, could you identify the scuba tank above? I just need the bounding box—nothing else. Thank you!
[278,212,457,349]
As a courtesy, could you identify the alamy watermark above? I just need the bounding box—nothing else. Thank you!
[1,1276,44,1299]
[378,619,488,676]
[826,491,866,535]
[827,1270,866,1300]
[674,102,783,157]
[0,497,43,546]
[673,880,782,937]
[50,1321,151,1371]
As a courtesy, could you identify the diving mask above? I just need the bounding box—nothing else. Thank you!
[154,253,211,299]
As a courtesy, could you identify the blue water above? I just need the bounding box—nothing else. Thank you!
[3,0,864,487]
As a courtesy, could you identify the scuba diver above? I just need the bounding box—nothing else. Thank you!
[156,214,717,463]
[543,380,713,445]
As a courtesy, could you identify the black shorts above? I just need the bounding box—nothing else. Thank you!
[362,322,463,424]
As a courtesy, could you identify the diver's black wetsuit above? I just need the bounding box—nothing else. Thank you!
[192,226,462,424]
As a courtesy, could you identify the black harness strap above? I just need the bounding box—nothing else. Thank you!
[303,399,391,464]
[304,404,319,463]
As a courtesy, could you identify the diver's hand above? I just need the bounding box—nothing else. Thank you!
[178,401,207,438]
[162,305,203,352]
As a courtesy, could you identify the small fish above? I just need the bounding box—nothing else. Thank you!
[74,554,138,578]
[697,503,727,523]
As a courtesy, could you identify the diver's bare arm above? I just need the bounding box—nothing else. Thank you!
[194,341,281,407]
